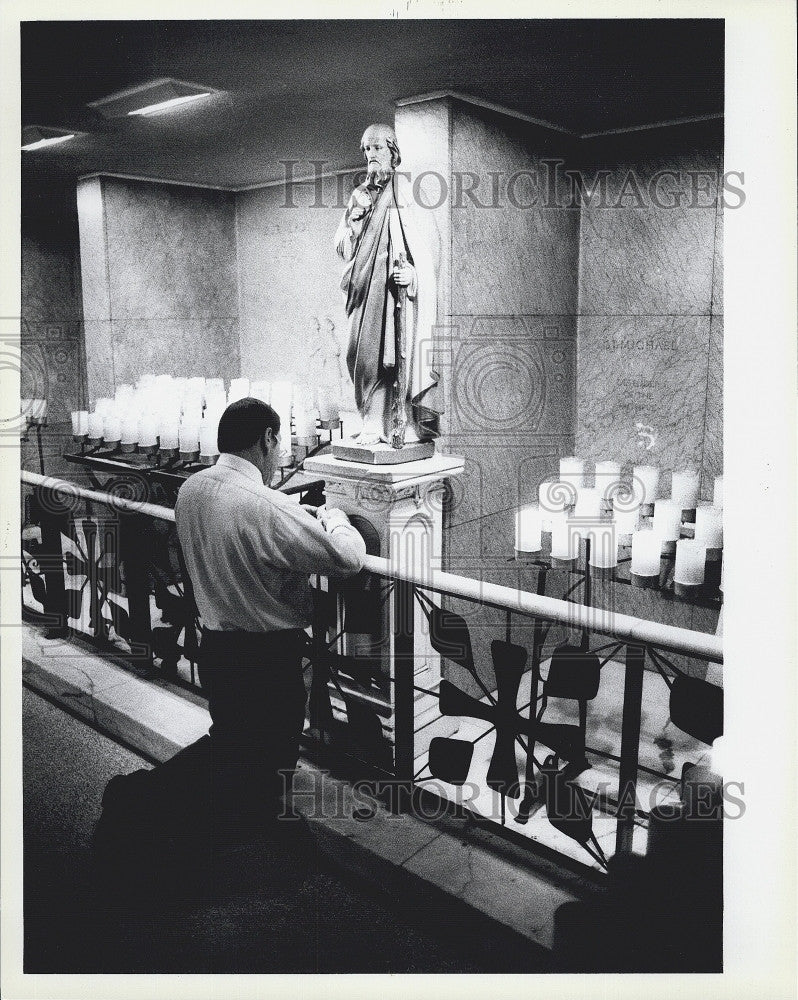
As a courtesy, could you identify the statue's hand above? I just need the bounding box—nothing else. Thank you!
[348,188,372,223]
[391,262,415,287]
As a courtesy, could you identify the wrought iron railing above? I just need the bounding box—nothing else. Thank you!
[20,469,723,875]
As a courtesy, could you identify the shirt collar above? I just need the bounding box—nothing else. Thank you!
[215,452,265,488]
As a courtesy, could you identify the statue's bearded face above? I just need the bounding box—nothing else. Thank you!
[361,128,394,182]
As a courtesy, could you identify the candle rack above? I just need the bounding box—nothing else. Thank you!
[512,525,723,613]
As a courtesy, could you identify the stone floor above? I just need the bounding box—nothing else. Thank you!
[21,687,556,973]
[20,621,592,962]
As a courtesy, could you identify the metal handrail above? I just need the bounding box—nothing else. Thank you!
[21,470,723,664]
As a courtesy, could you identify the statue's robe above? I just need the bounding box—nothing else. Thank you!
[334,174,442,440]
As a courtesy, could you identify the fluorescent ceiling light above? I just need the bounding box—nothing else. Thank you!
[21,126,76,151]
[88,78,217,119]
[128,92,210,116]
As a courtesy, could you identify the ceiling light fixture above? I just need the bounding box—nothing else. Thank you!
[128,92,211,117]
[21,126,77,151]
[88,78,217,119]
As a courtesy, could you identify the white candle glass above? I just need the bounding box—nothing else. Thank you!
[574,487,602,520]
[551,515,578,561]
[199,423,219,457]
[250,380,271,403]
[713,475,724,509]
[103,415,121,443]
[228,377,251,404]
[588,524,618,569]
[594,460,622,501]
[120,414,139,445]
[675,539,707,586]
[270,381,294,458]
[317,385,340,423]
[87,412,104,439]
[70,411,88,436]
[671,469,700,509]
[138,416,159,447]
[179,423,200,453]
[653,499,682,542]
[158,416,179,450]
[559,456,585,487]
[631,529,661,576]
[695,504,723,548]
[613,506,640,538]
[633,464,660,506]
[515,503,542,553]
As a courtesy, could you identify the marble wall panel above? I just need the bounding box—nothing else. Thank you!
[236,173,356,403]
[102,180,238,322]
[21,223,87,429]
[83,321,115,400]
[575,315,712,493]
[76,178,111,325]
[711,204,723,316]
[109,318,241,387]
[396,98,452,326]
[578,148,722,317]
[701,315,723,492]
[450,104,580,316]
[77,177,239,400]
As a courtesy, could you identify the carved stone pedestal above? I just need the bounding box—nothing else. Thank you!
[303,452,465,764]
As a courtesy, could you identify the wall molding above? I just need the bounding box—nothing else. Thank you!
[397,90,724,141]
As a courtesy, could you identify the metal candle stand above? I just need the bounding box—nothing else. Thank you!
[512,507,723,611]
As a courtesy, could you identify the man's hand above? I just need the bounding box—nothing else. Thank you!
[391,261,415,287]
[316,506,353,533]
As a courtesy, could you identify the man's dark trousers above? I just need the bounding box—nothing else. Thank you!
[101,627,308,831]
[197,627,308,822]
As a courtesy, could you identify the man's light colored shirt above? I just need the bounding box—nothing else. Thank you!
[175,453,366,632]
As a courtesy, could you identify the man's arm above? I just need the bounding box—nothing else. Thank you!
[261,496,366,579]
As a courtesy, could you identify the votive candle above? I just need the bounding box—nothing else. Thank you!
[653,499,682,542]
[515,503,542,554]
[613,506,640,540]
[87,412,104,440]
[71,410,88,436]
[633,464,660,506]
[588,523,618,569]
[675,539,707,586]
[671,469,700,510]
[250,380,271,403]
[559,456,585,488]
[199,423,219,459]
[695,504,723,549]
[228,377,250,403]
[120,414,139,446]
[138,415,158,448]
[713,475,724,509]
[595,460,622,500]
[103,415,121,444]
[631,529,661,576]
[574,487,602,520]
[551,515,578,561]
[158,416,179,451]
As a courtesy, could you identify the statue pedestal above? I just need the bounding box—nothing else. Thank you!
[303,452,465,763]
[331,439,435,465]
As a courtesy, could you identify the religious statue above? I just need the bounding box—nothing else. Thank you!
[334,123,442,450]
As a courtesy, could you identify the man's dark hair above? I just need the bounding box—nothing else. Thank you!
[217,397,280,454]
